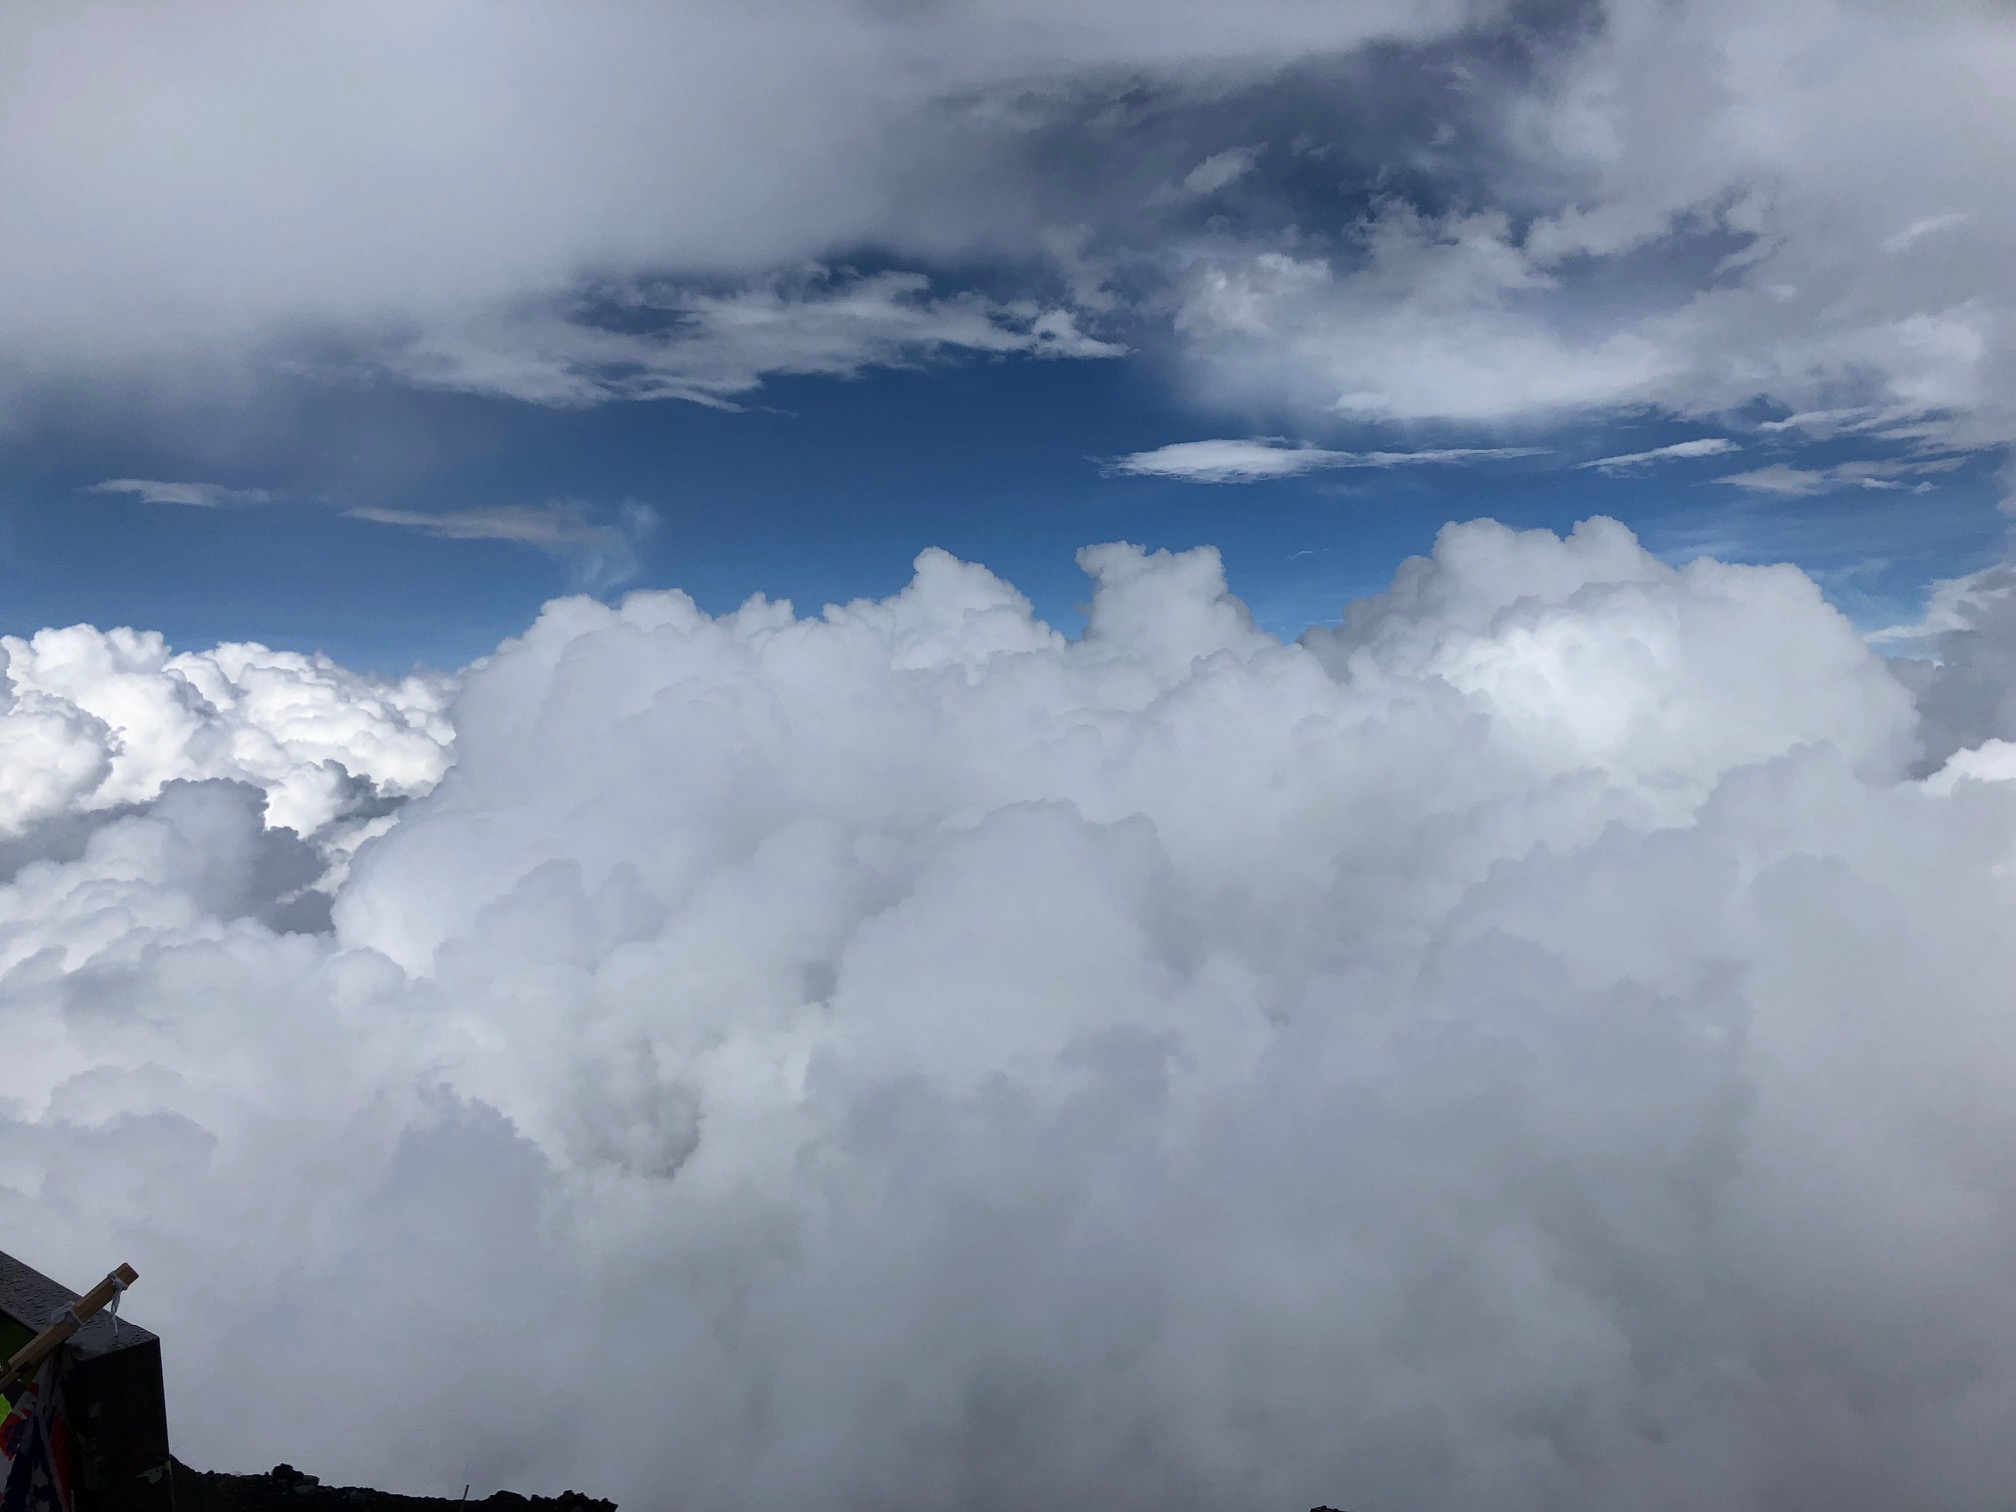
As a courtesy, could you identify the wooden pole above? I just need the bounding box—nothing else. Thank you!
[0,1264,138,1402]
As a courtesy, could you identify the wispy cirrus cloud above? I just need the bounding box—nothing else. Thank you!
[330,270,1123,410]
[1105,437,1543,484]
[1879,213,1970,255]
[88,478,655,592]
[347,499,656,590]
[1716,458,1963,497]
[1577,438,1739,472]
[87,478,275,508]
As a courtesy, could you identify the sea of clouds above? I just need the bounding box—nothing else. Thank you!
[7,518,2016,1511]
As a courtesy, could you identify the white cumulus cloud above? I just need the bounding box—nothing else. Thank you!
[12,520,2016,1509]
[0,626,452,838]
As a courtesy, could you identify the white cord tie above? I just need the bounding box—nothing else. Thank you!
[104,1271,125,1342]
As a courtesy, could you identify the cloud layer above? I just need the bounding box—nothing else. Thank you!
[9,521,2016,1508]
[5,0,2013,463]
[0,0,1458,412]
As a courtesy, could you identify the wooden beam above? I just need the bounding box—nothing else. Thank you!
[0,1264,139,1401]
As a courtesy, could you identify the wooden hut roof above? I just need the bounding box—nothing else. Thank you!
[0,1247,156,1361]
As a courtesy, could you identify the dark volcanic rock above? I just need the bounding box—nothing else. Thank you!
[168,1460,616,1512]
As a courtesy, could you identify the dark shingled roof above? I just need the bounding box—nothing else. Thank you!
[0,1247,157,1361]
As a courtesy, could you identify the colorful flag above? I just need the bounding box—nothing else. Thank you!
[0,1363,73,1512]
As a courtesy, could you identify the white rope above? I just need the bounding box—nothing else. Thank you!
[44,1271,129,1345]
[104,1270,125,1343]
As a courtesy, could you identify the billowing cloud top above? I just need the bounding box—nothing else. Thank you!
[12,520,2016,1507]
[0,625,451,836]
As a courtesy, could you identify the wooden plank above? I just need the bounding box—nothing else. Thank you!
[0,1264,138,1401]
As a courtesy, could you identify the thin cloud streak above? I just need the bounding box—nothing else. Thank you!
[87,478,275,508]
[348,500,657,591]
[1716,459,1961,497]
[369,270,1127,410]
[1577,438,1739,472]
[1107,437,1545,484]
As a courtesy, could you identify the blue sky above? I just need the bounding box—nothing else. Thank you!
[4,355,2003,675]
[1,0,2009,672]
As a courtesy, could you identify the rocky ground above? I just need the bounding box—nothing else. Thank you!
[166,1461,1352,1512]
[168,1461,616,1512]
